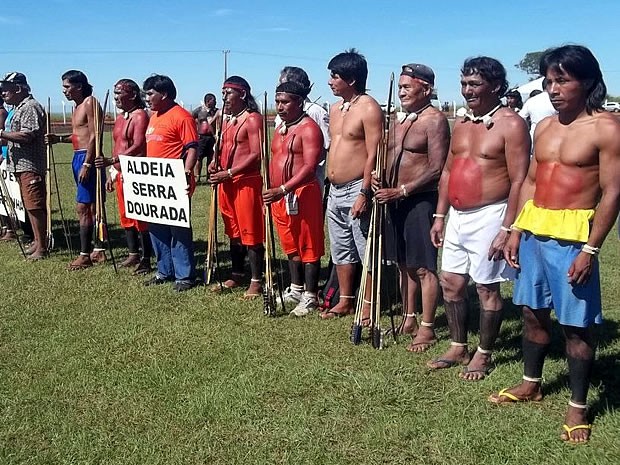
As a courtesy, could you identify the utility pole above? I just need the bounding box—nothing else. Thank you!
[223,50,230,80]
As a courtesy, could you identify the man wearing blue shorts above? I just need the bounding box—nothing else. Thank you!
[489,45,620,444]
[46,70,104,270]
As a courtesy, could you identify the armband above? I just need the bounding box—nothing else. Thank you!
[280,185,287,194]
[400,184,408,198]
[360,187,372,198]
[432,213,446,219]
[228,168,233,178]
[82,162,92,168]
[500,225,511,233]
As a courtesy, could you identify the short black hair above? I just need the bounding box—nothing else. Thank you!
[328,48,368,94]
[539,45,606,114]
[62,69,93,97]
[280,66,311,89]
[204,93,215,103]
[143,74,177,100]
[461,57,508,96]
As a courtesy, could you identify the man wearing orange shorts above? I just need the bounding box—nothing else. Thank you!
[208,76,264,298]
[263,81,325,316]
[95,79,152,275]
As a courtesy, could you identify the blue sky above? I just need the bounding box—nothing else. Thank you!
[3,0,620,112]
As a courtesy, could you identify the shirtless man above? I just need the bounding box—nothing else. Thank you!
[429,57,530,379]
[488,45,620,444]
[373,63,450,351]
[263,81,325,316]
[208,76,264,298]
[46,70,104,270]
[320,49,383,320]
[192,93,219,181]
[94,79,152,275]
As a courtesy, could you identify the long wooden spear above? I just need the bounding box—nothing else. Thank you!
[93,92,117,273]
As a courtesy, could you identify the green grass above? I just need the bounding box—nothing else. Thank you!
[1,144,620,464]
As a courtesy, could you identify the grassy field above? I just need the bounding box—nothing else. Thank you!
[1,143,620,464]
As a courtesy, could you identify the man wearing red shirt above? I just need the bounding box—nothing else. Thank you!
[142,75,198,291]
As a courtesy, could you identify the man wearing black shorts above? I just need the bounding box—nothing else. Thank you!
[373,63,450,351]
[192,93,218,181]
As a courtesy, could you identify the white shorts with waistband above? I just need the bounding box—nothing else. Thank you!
[441,201,515,284]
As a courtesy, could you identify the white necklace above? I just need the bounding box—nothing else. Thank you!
[463,103,502,128]
[397,103,432,124]
[278,113,306,135]
[225,108,247,125]
[340,94,362,113]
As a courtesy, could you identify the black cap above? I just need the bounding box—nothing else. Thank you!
[0,72,29,87]
[401,63,435,86]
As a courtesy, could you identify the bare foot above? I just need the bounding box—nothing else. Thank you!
[406,326,437,353]
[399,313,418,336]
[361,301,371,327]
[243,280,262,299]
[488,381,543,404]
[320,299,354,320]
[67,254,93,271]
[426,344,470,369]
[560,405,591,443]
[120,254,141,268]
[459,350,493,381]
[90,250,107,264]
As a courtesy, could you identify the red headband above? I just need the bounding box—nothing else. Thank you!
[223,83,248,93]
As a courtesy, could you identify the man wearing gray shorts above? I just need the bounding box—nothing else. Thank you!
[321,49,383,319]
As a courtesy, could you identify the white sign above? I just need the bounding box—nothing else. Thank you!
[0,162,26,222]
[119,156,190,228]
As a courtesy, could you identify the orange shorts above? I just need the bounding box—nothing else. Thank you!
[218,174,265,246]
[117,174,148,231]
[271,180,324,263]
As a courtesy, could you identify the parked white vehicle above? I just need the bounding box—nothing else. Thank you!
[602,101,620,112]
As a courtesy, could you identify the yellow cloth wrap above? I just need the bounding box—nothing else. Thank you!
[513,200,594,243]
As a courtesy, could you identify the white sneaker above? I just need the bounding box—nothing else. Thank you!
[289,292,318,317]
[282,285,303,304]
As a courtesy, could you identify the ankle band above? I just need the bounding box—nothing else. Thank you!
[568,400,588,409]
[340,295,355,299]
[477,346,492,355]
[450,341,467,347]
[522,375,542,383]
[420,321,434,328]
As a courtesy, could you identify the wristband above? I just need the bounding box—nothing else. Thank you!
[228,168,233,178]
[510,224,523,232]
[581,244,600,255]
[280,185,287,194]
[0,129,4,138]
[360,187,372,198]
[82,162,92,168]
[400,184,407,198]
[432,213,446,218]
[500,225,511,233]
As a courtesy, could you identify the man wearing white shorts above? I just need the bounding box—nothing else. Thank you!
[429,56,530,380]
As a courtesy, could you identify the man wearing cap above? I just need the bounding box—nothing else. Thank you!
[428,57,530,379]
[46,70,104,270]
[321,49,383,320]
[373,64,450,351]
[263,81,325,316]
[208,76,264,298]
[0,72,48,260]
